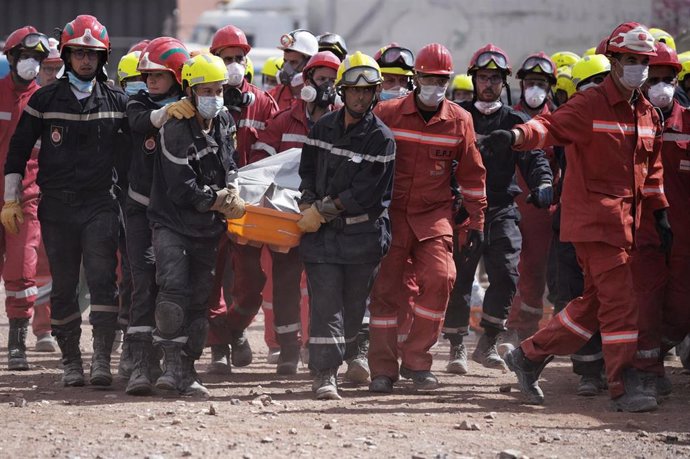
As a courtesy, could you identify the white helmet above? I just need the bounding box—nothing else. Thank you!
[278,29,318,57]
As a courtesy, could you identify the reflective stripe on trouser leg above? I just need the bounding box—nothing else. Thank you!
[570,331,604,376]
[444,228,482,340]
[271,247,303,348]
[4,203,41,320]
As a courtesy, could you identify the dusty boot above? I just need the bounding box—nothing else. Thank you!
[35,333,58,352]
[504,346,552,405]
[577,373,607,396]
[472,333,508,371]
[7,318,30,371]
[400,366,439,390]
[117,337,134,379]
[656,374,672,397]
[155,341,184,391]
[313,367,341,400]
[179,353,210,397]
[149,345,163,381]
[90,328,116,386]
[266,347,281,365]
[276,345,300,375]
[369,376,394,393]
[610,368,658,412]
[208,344,231,375]
[230,330,253,367]
[344,337,370,384]
[125,340,154,396]
[446,344,468,375]
[56,330,85,387]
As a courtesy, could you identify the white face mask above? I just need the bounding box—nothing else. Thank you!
[524,86,547,108]
[474,100,503,115]
[196,94,224,119]
[226,62,245,87]
[380,86,409,101]
[647,82,675,109]
[417,84,446,107]
[16,58,41,81]
[300,84,317,103]
[619,63,649,89]
[578,82,598,92]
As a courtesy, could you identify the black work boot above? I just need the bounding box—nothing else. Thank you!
[155,341,184,391]
[179,353,209,397]
[400,366,439,390]
[472,332,508,371]
[313,367,341,400]
[504,346,553,405]
[577,373,607,396]
[208,344,231,375]
[276,344,300,375]
[446,344,469,375]
[230,330,253,367]
[610,368,658,412]
[117,336,134,379]
[8,318,30,371]
[56,330,85,387]
[90,328,116,386]
[344,336,370,384]
[126,340,154,396]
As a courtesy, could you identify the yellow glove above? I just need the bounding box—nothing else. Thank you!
[1,201,24,235]
[166,98,196,119]
[223,188,246,220]
[297,204,325,233]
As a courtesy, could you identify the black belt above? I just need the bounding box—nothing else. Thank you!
[41,188,113,205]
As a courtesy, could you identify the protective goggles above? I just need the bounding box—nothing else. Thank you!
[20,33,50,53]
[475,51,509,70]
[379,46,414,69]
[522,56,554,75]
[341,66,381,86]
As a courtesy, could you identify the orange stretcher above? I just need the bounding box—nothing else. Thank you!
[227,205,303,253]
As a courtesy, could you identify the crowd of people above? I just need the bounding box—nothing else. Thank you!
[1,15,689,413]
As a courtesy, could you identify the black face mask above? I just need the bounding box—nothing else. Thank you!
[223,87,255,109]
[279,62,297,86]
[313,80,336,108]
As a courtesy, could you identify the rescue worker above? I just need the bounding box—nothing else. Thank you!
[261,56,282,92]
[269,29,319,110]
[4,15,129,387]
[297,51,395,400]
[678,57,690,107]
[123,37,192,395]
[554,65,577,107]
[147,53,245,396]
[369,43,487,392]
[0,26,50,370]
[374,43,414,101]
[317,33,348,62]
[442,45,552,375]
[250,51,341,376]
[205,25,278,372]
[485,23,669,412]
[450,73,473,104]
[244,56,254,84]
[550,51,580,70]
[633,42,689,398]
[505,53,560,343]
[37,38,63,87]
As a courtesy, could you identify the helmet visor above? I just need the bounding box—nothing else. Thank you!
[522,56,554,75]
[21,33,50,54]
[341,66,381,86]
[379,46,414,69]
[475,51,509,70]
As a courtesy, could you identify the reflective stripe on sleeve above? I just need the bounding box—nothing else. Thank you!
[239,119,266,130]
[391,128,461,146]
[369,316,398,328]
[663,132,690,142]
[159,125,189,166]
[252,141,277,156]
[0,111,11,120]
[304,137,393,163]
[592,120,636,135]
[281,133,308,144]
[601,331,638,344]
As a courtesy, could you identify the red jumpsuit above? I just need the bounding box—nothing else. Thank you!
[515,76,668,398]
[507,103,558,338]
[0,75,50,334]
[267,84,296,112]
[369,94,487,378]
[631,101,690,375]
[206,81,277,347]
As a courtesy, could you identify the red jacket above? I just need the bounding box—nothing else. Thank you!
[251,99,310,163]
[231,79,278,167]
[267,83,295,112]
[515,75,668,249]
[637,101,690,253]
[0,75,40,204]
[374,93,487,238]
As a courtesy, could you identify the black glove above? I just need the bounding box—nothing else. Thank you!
[653,208,673,261]
[462,229,484,259]
[529,182,554,209]
[478,129,516,156]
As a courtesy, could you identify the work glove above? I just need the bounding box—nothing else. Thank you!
[653,208,673,262]
[478,129,515,157]
[314,196,343,222]
[297,204,325,233]
[461,228,484,259]
[0,200,23,235]
[529,182,554,209]
[166,98,196,119]
[223,187,246,220]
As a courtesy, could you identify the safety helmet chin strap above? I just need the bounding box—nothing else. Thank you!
[338,86,379,119]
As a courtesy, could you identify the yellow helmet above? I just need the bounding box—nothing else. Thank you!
[335,51,382,87]
[118,51,141,82]
[261,56,283,78]
[555,65,576,98]
[451,73,473,92]
[582,47,596,57]
[550,51,580,69]
[571,54,610,88]
[679,59,690,84]
[649,27,676,51]
[182,54,228,88]
[676,51,690,64]
[245,56,254,83]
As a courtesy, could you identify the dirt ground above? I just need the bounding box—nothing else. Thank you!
[1,309,689,459]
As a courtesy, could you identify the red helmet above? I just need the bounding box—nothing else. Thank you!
[516,52,557,83]
[594,37,608,55]
[302,51,341,79]
[137,37,190,84]
[606,22,656,56]
[414,43,453,75]
[210,25,251,55]
[468,44,511,75]
[128,39,150,54]
[649,42,682,72]
[60,15,110,59]
[4,26,42,54]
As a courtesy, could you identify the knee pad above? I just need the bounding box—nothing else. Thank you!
[155,300,185,338]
